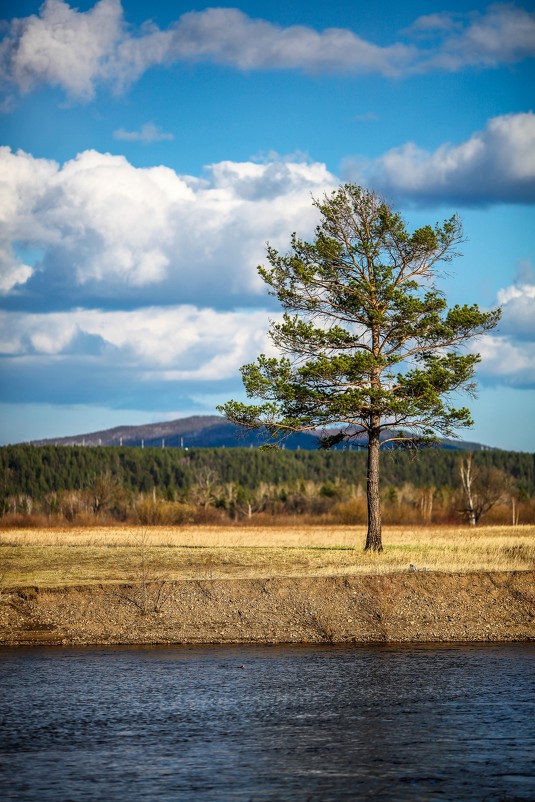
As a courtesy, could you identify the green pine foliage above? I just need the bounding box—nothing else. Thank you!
[220,186,499,448]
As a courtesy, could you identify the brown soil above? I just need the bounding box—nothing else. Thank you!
[1,570,534,647]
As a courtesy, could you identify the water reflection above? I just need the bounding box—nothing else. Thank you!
[1,644,534,800]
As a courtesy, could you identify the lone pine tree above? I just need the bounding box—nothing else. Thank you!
[219,185,500,551]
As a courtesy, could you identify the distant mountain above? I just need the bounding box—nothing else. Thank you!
[28,415,491,451]
[29,415,320,449]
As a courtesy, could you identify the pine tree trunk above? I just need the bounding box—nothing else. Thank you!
[365,427,382,552]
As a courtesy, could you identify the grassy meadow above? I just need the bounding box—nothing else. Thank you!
[0,525,534,588]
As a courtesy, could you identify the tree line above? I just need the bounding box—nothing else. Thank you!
[1,444,533,526]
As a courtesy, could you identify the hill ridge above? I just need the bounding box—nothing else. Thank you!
[27,415,490,451]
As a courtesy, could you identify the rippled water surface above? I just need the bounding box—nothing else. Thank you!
[1,643,534,801]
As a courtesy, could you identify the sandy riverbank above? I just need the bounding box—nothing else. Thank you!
[1,570,533,646]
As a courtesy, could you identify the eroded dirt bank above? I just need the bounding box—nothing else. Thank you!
[1,571,534,646]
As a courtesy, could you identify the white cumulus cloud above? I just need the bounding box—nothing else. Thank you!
[160,7,411,76]
[344,112,535,205]
[0,304,276,382]
[0,147,337,305]
[473,277,535,387]
[0,0,124,101]
[0,257,33,294]
[1,2,534,103]
[408,3,535,71]
[496,280,535,341]
[476,333,535,386]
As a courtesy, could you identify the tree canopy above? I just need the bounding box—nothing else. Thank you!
[219,184,501,550]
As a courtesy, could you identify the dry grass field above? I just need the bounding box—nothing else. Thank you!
[1,524,534,588]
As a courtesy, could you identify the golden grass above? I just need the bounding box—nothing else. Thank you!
[0,525,534,588]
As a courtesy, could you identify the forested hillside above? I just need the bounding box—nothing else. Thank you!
[1,445,533,526]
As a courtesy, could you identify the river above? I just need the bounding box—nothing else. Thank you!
[1,643,534,800]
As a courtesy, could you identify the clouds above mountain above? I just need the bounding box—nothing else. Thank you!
[345,113,535,205]
[1,1,534,103]
[1,275,533,414]
[1,155,533,395]
[0,147,336,309]
[0,304,273,374]
[1,114,534,424]
[0,304,278,408]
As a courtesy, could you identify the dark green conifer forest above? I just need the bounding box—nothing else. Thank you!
[1,444,533,526]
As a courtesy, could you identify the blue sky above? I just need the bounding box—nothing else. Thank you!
[0,0,534,449]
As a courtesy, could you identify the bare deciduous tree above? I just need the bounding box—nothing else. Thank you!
[459,453,510,525]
